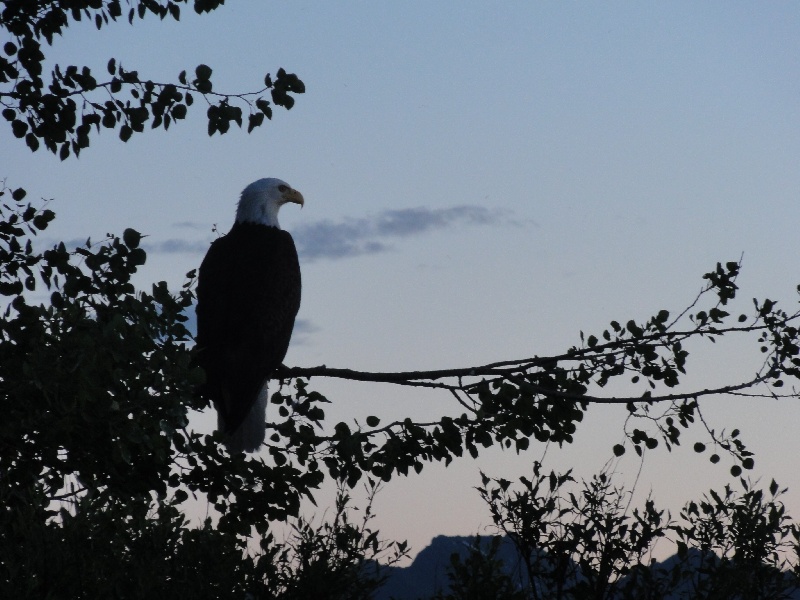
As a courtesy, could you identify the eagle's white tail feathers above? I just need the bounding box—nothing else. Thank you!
[221,382,268,453]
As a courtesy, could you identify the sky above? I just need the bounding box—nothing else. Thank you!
[5,2,800,561]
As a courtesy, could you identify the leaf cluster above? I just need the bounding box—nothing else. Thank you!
[478,463,667,599]
[672,479,800,599]
[265,259,800,491]
[432,535,527,600]
[258,480,409,600]
[0,186,382,595]
[1,469,404,599]
[475,466,800,599]
[0,186,317,537]
[0,0,304,158]
[1,189,195,502]
[1,489,265,599]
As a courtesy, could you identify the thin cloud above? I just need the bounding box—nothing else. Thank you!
[295,205,509,261]
[171,221,208,230]
[145,239,211,254]
[375,206,498,236]
[292,318,318,335]
[143,204,512,261]
[289,318,319,347]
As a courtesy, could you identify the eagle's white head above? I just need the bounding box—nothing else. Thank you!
[235,178,305,229]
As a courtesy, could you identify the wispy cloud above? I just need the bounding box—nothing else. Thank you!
[289,318,319,346]
[292,318,319,335]
[294,205,509,261]
[143,204,512,261]
[144,239,211,254]
[171,221,208,230]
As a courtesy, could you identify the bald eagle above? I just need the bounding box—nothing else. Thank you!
[196,178,304,453]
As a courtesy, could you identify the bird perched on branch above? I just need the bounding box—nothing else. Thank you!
[196,178,304,452]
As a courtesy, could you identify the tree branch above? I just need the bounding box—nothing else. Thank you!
[278,365,777,405]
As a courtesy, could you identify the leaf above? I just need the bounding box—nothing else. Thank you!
[32,210,55,230]
[172,104,187,120]
[102,111,116,128]
[247,112,264,133]
[334,422,351,438]
[11,119,28,138]
[195,63,212,81]
[626,320,643,336]
[129,248,146,266]
[123,228,141,249]
[25,133,40,152]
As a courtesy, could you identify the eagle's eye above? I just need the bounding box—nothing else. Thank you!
[278,184,289,193]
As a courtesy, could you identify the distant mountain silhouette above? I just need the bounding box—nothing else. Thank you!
[373,535,524,599]
[373,535,800,600]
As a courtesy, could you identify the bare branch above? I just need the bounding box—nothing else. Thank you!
[280,363,774,406]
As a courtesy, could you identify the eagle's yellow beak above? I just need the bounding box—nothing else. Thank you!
[285,188,305,208]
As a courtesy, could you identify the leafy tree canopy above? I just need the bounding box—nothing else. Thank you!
[0,0,304,159]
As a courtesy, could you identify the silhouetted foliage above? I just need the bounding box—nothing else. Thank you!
[4,183,799,596]
[431,536,526,600]
[0,0,304,158]
[4,3,800,597]
[463,466,800,600]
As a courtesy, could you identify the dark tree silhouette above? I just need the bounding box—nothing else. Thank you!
[3,3,800,598]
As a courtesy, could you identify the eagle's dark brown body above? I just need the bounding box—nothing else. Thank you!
[196,221,301,451]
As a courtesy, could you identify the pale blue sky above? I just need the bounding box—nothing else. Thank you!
[5,2,800,559]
